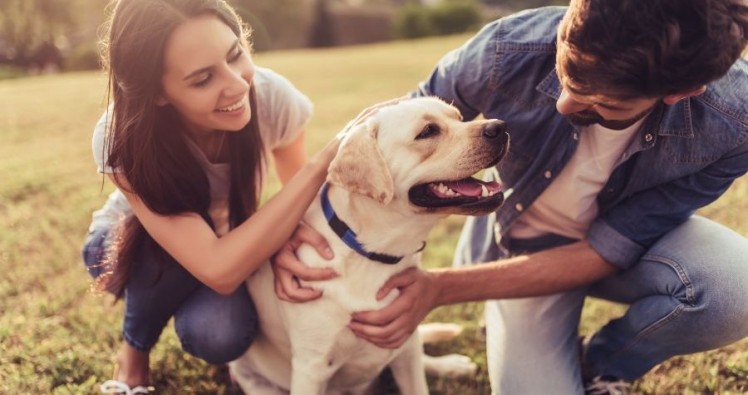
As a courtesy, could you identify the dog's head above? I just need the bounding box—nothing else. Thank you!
[328,97,508,215]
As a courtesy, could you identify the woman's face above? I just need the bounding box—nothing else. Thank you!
[159,14,254,136]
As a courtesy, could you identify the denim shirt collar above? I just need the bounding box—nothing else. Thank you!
[535,68,697,143]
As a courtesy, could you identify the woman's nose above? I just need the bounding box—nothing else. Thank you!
[223,66,250,96]
[556,90,591,115]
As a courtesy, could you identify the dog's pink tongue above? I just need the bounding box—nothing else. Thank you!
[444,179,501,197]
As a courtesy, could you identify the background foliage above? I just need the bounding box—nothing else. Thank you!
[394,1,483,39]
[0,0,569,77]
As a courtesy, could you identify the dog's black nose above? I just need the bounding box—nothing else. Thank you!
[483,120,509,144]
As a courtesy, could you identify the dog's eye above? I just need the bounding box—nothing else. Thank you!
[416,123,440,140]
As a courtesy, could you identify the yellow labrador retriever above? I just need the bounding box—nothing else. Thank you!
[229,97,509,395]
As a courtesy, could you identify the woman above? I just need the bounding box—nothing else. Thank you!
[82,0,341,392]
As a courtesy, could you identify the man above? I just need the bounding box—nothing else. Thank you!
[275,0,748,393]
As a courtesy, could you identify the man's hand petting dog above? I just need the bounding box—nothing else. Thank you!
[349,267,439,349]
[274,226,440,350]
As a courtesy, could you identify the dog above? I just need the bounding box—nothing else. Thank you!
[228,97,509,395]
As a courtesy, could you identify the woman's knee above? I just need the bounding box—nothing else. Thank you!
[178,319,258,364]
[175,287,259,364]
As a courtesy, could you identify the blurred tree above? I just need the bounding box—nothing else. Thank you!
[482,0,567,8]
[309,0,337,47]
[394,0,481,39]
[0,0,97,71]
[430,0,481,35]
[0,0,567,74]
[394,4,434,38]
[0,0,41,66]
[232,0,311,51]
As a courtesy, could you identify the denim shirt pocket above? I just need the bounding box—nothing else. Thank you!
[497,146,535,187]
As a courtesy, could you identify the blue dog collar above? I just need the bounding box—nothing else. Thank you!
[320,183,424,265]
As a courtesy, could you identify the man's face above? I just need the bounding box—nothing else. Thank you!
[556,88,658,130]
[555,28,659,130]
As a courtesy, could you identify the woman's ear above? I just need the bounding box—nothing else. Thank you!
[155,94,169,106]
[663,85,707,105]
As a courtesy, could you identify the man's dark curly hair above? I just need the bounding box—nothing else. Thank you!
[557,0,748,100]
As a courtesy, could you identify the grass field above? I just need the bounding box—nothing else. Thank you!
[1,34,746,394]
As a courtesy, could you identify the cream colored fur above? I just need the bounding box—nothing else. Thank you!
[229,97,506,395]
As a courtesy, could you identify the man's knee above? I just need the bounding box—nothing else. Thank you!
[648,216,748,337]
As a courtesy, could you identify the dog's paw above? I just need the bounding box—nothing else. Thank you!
[422,353,478,378]
[418,322,463,344]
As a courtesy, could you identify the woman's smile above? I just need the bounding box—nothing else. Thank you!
[217,97,247,113]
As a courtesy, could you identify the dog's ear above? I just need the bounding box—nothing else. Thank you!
[327,119,394,204]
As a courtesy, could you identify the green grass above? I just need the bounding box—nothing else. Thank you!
[1,34,746,394]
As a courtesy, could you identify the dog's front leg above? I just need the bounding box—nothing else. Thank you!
[388,334,429,395]
[290,355,332,395]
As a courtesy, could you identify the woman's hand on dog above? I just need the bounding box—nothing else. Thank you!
[336,97,405,140]
[272,97,409,303]
[271,222,338,302]
[348,267,439,349]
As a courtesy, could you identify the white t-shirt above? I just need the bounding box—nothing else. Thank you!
[509,119,643,240]
[88,67,313,236]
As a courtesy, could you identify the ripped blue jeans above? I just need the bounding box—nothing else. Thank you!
[82,228,258,364]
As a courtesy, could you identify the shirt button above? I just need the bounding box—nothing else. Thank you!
[544,170,552,179]
[573,132,579,140]
[515,203,523,212]
[644,133,654,142]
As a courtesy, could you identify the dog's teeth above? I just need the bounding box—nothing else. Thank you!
[432,182,462,197]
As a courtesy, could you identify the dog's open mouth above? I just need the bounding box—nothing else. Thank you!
[409,176,503,210]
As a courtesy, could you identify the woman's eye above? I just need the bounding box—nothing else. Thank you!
[193,74,211,88]
[416,123,440,140]
[229,48,244,62]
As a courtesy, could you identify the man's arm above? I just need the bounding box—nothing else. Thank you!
[349,240,617,349]
[434,240,616,303]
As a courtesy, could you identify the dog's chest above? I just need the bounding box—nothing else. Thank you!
[298,244,409,311]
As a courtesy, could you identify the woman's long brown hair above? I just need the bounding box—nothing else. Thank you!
[98,0,263,298]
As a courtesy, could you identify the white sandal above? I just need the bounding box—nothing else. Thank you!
[99,379,155,395]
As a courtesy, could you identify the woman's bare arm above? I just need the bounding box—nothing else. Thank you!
[113,137,339,295]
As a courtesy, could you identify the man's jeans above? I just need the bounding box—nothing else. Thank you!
[457,216,748,394]
[82,228,258,364]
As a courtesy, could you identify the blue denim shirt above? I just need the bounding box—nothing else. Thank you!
[413,7,748,269]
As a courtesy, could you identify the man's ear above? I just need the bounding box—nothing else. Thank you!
[663,85,707,105]
[327,120,394,204]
